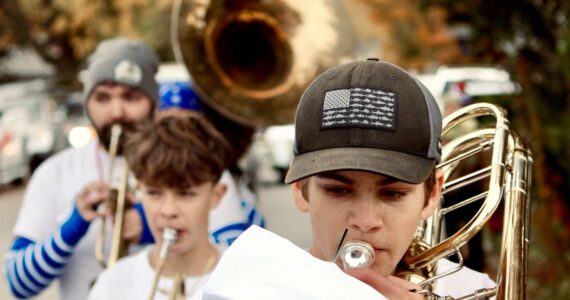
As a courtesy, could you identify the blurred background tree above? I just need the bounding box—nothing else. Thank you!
[0,0,175,84]
[352,0,570,298]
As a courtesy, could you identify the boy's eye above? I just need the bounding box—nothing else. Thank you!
[379,189,406,201]
[179,190,196,197]
[145,189,162,196]
[323,185,353,196]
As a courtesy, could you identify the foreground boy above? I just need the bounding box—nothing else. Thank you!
[201,59,495,299]
[89,111,231,299]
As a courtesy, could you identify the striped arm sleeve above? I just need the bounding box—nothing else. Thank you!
[5,205,90,299]
[133,202,154,244]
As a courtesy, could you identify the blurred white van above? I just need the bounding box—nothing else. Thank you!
[413,66,520,112]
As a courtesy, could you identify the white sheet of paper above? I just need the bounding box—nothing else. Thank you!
[201,226,386,300]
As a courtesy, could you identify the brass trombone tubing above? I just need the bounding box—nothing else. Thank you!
[443,165,492,194]
[439,191,489,216]
[437,140,493,169]
[496,132,532,299]
[95,124,122,267]
[403,103,509,270]
[106,160,129,268]
[94,124,130,268]
[419,247,463,288]
[394,102,532,300]
[149,228,179,300]
[168,273,185,300]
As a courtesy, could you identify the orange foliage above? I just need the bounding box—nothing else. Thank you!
[348,0,471,70]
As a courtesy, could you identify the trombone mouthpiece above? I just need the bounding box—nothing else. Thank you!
[111,124,122,136]
[339,241,375,269]
[163,228,178,242]
[159,228,178,259]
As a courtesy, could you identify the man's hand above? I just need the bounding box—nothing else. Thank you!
[121,192,143,244]
[76,181,110,222]
[345,268,424,300]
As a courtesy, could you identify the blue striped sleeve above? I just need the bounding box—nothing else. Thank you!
[5,204,90,299]
[133,202,154,244]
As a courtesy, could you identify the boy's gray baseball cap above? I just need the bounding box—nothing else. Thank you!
[284,59,442,184]
[83,38,160,103]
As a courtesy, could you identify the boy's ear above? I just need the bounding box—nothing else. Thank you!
[421,170,444,220]
[210,183,227,210]
[292,181,309,213]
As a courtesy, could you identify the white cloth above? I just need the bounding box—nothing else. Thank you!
[200,226,496,300]
[88,246,220,300]
[12,140,255,300]
[434,258,496,299]
[201,226,386,300]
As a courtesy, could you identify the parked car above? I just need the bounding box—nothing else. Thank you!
[413,66,520,112]
[0,113,28,185]
[0,79,73,184]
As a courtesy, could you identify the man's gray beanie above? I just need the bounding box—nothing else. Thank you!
[83,37,160,103]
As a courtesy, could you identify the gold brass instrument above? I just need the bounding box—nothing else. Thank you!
[396,103,532,299]
[337,103,532,299]
[172,0,357,127]
[149,228,184,300]
[95,124,132,268]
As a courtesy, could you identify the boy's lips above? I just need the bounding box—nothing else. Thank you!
[344,238,384,250]
[373,247,387,255]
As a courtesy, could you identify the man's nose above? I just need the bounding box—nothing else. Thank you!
[109,99,127,120]
[348,197,383,233]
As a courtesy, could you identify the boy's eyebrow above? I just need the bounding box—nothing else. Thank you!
[316,172,402,186]
[376,177,400,186]
[316,173,354,184]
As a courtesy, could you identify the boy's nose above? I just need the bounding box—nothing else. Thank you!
[159,197,179,219]
[348,198,383,233]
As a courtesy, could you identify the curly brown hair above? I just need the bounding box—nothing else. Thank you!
[124,111,231,189]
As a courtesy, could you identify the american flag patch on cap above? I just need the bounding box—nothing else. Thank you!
[321,88,396,130]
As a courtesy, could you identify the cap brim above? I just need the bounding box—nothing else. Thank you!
[284,147,436,184]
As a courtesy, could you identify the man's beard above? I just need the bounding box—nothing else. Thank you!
[96,121,137,156]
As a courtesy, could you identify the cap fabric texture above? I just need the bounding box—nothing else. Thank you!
[285,59,442,184]
[83,37,160,103]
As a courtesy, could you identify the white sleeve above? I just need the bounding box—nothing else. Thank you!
[12,158,61,240]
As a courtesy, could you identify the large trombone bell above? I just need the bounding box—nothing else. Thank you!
[172,0,358,127]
